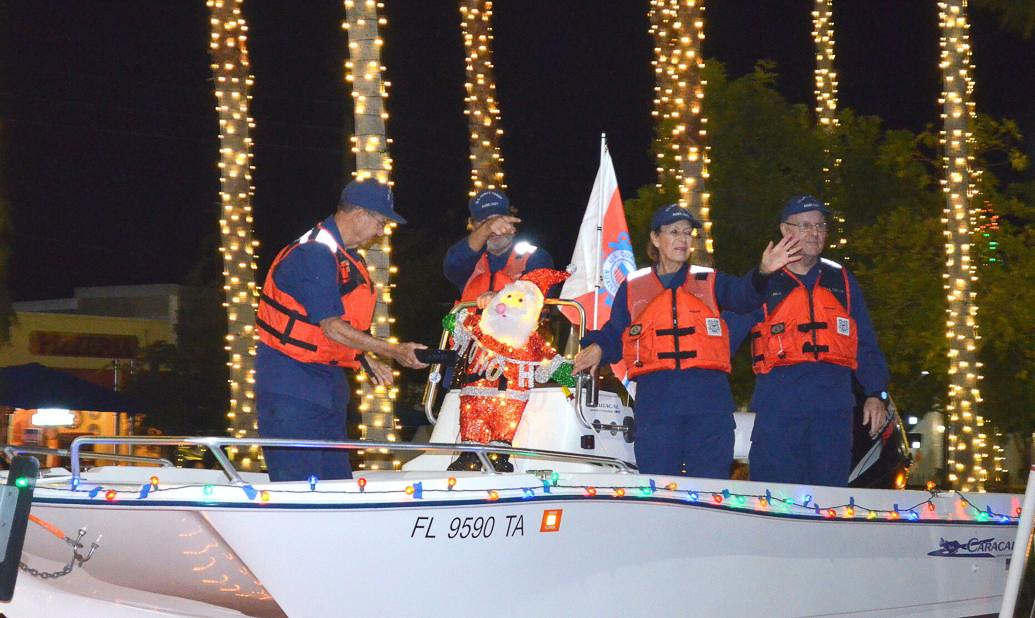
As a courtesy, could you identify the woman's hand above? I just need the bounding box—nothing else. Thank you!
[573,344,603,375]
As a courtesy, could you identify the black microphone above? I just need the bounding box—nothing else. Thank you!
[415,348,458,365]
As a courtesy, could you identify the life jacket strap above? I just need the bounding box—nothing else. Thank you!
[802,342,830,354]
[658,350,698,361]
[258,291,317,326]
[656,326,696,337]
[255,316,319,352]
[797,321,828,332]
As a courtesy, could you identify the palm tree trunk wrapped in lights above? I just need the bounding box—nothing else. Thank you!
[811,0,846,253]
[207,0,260,469]
[938,0,988,491]
[648,0,712,259]
[343,0,401,471]
[460,0,506,195]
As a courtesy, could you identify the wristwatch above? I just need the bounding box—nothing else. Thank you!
[870,390,890,409]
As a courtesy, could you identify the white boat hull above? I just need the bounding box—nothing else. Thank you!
[19,467,1021,617]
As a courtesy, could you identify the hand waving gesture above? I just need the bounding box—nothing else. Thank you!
[759,235,802,275]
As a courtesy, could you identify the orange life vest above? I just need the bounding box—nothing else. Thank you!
[621,265,731,378]
[256,223,376,368]
[459,244,535,302]
[750,258,858,374]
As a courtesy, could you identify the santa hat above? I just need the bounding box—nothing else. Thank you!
[519,268,571,298]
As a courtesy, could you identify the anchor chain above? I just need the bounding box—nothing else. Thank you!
[19,527,101,580]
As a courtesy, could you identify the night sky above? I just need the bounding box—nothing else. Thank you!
[3,1,1033,304]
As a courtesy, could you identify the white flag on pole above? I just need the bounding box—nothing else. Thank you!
[561,135,636,395]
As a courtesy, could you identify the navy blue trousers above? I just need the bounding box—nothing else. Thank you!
[634,411,735,479]
[748,406,852,487]
[630,370,737,478]
[257,391,352,482]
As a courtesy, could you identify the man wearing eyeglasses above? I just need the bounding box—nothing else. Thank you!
[255,179,428,482]
[731,195,889,487]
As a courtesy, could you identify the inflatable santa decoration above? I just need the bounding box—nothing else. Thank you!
[443,268,576,471]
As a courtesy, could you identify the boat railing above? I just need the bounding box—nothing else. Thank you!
[421,298,596,432]
[66,436,635,487]
[999,464,1035,616]
[1,445,174,470]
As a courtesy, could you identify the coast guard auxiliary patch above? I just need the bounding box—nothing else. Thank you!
[629,324,643,336]
[836,316,851,336]
[705,318,722,337]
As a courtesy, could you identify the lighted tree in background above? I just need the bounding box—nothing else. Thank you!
[811,0,847,254]
[343,0,401,470]
[206,0,260,469]
[938,0,988,491]
[460,0,506,196]
[648,0,713,259]
[811,0,839,134]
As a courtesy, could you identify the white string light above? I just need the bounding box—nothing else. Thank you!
[649,0,712,257]
[343,0,400,470]
[207,0,260,469]
[460,0,506,196]
[811,0,846,253]
[938,0,987,491]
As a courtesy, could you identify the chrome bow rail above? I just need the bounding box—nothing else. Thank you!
[1,445,174,469]
[61,436,634,488]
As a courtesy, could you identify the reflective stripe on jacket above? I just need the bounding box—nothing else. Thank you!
[256,223,375,368]
[621,265,731,377]
[750,258,858,374]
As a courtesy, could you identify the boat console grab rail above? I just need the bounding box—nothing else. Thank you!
[422,299,591,429]
[1,445,174,470]
[68,436,635,487]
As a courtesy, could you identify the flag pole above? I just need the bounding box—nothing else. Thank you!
[593,133,606,330]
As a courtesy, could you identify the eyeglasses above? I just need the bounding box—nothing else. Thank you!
[782,222,828,234]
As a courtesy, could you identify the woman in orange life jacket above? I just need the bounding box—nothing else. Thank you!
[443,190,556,306]
[725,195,889,487]
[573,204,802,478]
[255,179,428,482]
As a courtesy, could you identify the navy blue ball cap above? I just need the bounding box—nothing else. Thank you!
[780,194,830,221]
[650,203,701,231]
[340,178,406,224]
[468,190,511,222]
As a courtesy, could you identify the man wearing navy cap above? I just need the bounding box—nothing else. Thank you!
[728,195,890,487]
[255,178,428,481]
[443,190,555,304]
